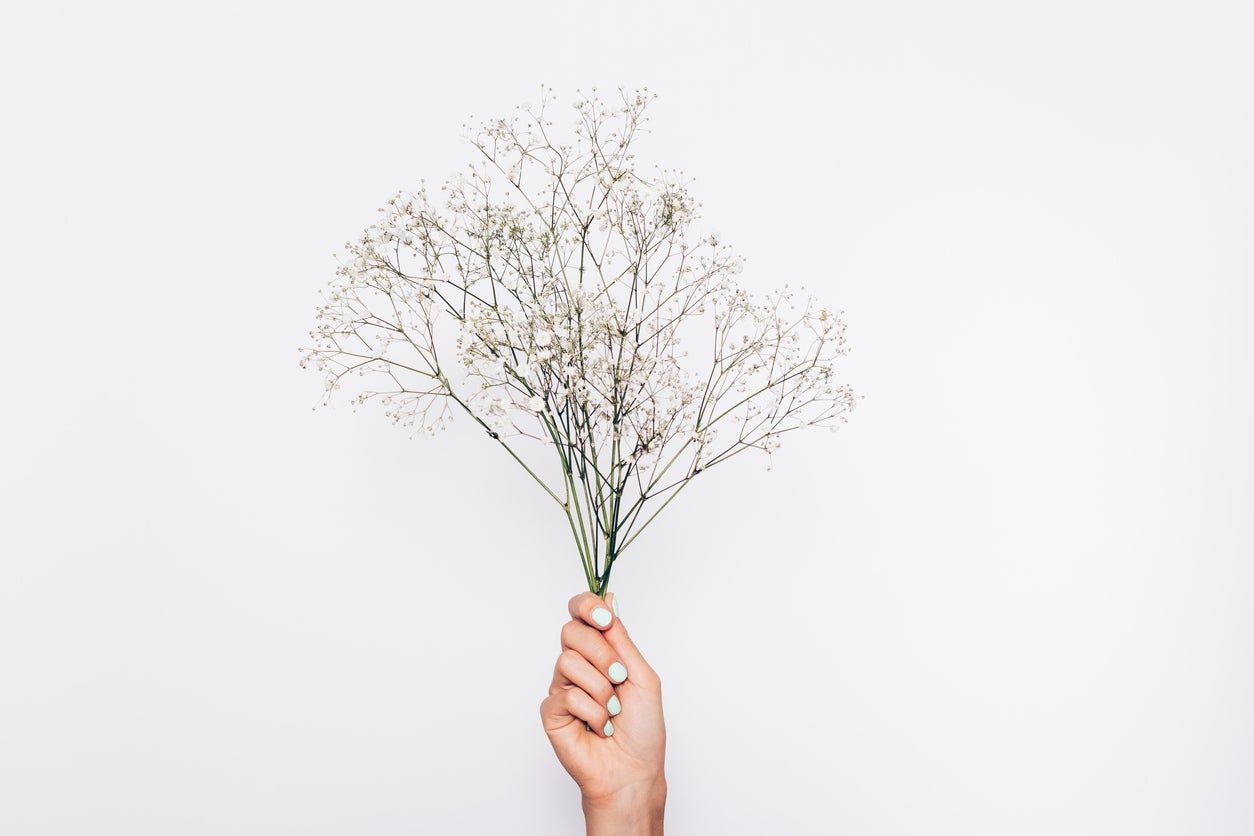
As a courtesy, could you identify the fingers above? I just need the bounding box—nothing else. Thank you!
[559,621,626,692]
[567,592,633,685]
[543,592,658,750]
[551,646,616,707]
[540,686,615,738]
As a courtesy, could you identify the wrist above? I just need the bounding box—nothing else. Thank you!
[582,779,667,836]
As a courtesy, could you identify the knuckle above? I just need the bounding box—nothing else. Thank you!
[557,648,580,673]
[559,620,581,648]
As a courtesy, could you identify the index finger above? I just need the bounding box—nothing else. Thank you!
[568,591,616,631]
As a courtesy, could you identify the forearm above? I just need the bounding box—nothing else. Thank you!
[582,780,667,836]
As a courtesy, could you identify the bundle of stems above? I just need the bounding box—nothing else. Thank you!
[303,88,857,594]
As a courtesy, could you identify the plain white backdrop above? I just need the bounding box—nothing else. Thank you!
[3,1,1251,833]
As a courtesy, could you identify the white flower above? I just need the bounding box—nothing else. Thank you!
[483,358,506,379]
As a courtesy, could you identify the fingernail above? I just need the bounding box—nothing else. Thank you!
[591,607,613,628]
[608,661,628,684]
[607,694,621,717]
[611,594,620,617]
[603,720,614,737]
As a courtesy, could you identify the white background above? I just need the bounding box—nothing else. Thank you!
[3,1,1251,833]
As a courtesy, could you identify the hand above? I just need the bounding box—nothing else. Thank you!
[540,592,667,836]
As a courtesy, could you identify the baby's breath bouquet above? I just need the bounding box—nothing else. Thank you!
[303,89,856,595]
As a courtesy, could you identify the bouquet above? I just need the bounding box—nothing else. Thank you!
[303,88,857,595]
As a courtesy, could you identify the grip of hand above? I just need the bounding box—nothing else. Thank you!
[540,592,667,836]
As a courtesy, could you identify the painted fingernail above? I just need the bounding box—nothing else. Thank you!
[603,720,614,737]
[591,607,613,628]
[611,595,620,617]
[607,694,622,717]
[608,661,628,684]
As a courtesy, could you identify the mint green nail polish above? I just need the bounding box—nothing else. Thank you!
[607,694,621,717]
[608,661,628,684]
[611,595,620,617]
[591,607,613,628]
[603,720,614,737]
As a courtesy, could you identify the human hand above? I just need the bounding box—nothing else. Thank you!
[540,592,667,836]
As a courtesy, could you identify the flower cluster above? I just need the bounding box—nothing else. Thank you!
[303,88,857,593]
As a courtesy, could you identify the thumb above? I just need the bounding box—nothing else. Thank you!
[600,592,657,687]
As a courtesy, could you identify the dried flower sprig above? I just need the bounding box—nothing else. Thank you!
[302,88,857,595]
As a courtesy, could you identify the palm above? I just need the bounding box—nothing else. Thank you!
[546,677,665,801]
